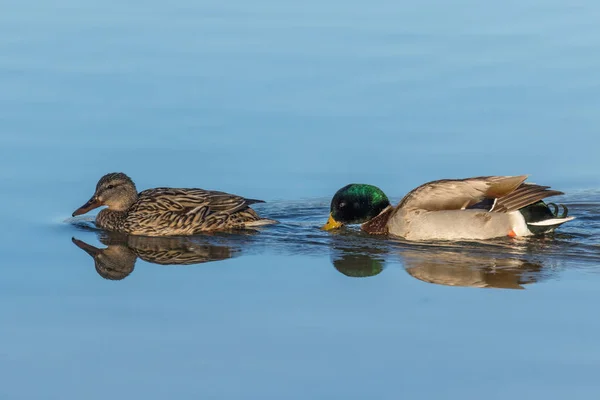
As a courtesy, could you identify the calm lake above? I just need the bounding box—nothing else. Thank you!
[1,0,600,399]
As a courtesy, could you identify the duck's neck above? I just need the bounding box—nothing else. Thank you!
[361,205,394,234]
[96,208,128,232]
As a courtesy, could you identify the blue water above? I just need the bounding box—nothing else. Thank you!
[2,1,600,399]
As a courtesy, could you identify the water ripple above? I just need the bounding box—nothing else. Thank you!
[67,193,600,288]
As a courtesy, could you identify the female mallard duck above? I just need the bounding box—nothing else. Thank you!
[72,172,277,236]
[322,175,574,241]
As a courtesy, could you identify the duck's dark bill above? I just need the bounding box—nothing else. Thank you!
[321,213,343,231]
[72,197,102,217]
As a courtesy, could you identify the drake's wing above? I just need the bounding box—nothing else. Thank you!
[396,176,528,211]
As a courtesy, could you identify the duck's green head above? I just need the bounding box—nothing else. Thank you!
[322,184,391,230]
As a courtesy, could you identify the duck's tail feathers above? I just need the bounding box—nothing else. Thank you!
[528,216,575,228]
[519,200,575,234]
[243,218,279,227]
[245,198,266,205]
[527,216,575,235]
[492,184,564,213]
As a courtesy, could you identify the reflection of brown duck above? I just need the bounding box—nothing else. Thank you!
[72,233,238,280]
[73,238,137,280]
[401,250,546,289]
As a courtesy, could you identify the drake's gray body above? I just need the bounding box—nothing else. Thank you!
[379,175,573,241]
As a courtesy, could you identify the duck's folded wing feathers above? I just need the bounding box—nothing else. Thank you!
[490,184,564,213]
[134,188,259,215]
[397,176,528,211]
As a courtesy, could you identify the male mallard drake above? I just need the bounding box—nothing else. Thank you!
[322,175,574,241]
[72,172,277,236]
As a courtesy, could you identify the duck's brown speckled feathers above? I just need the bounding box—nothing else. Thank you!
[75,172,277,236]
[117,188,270,235]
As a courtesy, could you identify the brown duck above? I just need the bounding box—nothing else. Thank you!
[72,172,277,236]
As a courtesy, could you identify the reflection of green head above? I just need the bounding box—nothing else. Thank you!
[330,184,391,225]
[333,254,385,278]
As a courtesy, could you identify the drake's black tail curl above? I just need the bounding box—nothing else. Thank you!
[547,202,569,219]
[520,201,574,235]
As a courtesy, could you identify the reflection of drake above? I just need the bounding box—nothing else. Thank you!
[72,233,239,280]
[400,250,547,290]
[330,243,387,278]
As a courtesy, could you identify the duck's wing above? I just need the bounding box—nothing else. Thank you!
[396,175,563,213]
[488,183,564,213]
[134,188,261,215]
[125,188,264,233]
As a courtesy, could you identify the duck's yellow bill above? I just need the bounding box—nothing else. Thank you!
[321,213,343,231]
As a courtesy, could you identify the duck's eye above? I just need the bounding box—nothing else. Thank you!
[106,184,115,190]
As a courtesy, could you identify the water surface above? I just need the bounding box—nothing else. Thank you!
[2,1,600,399]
